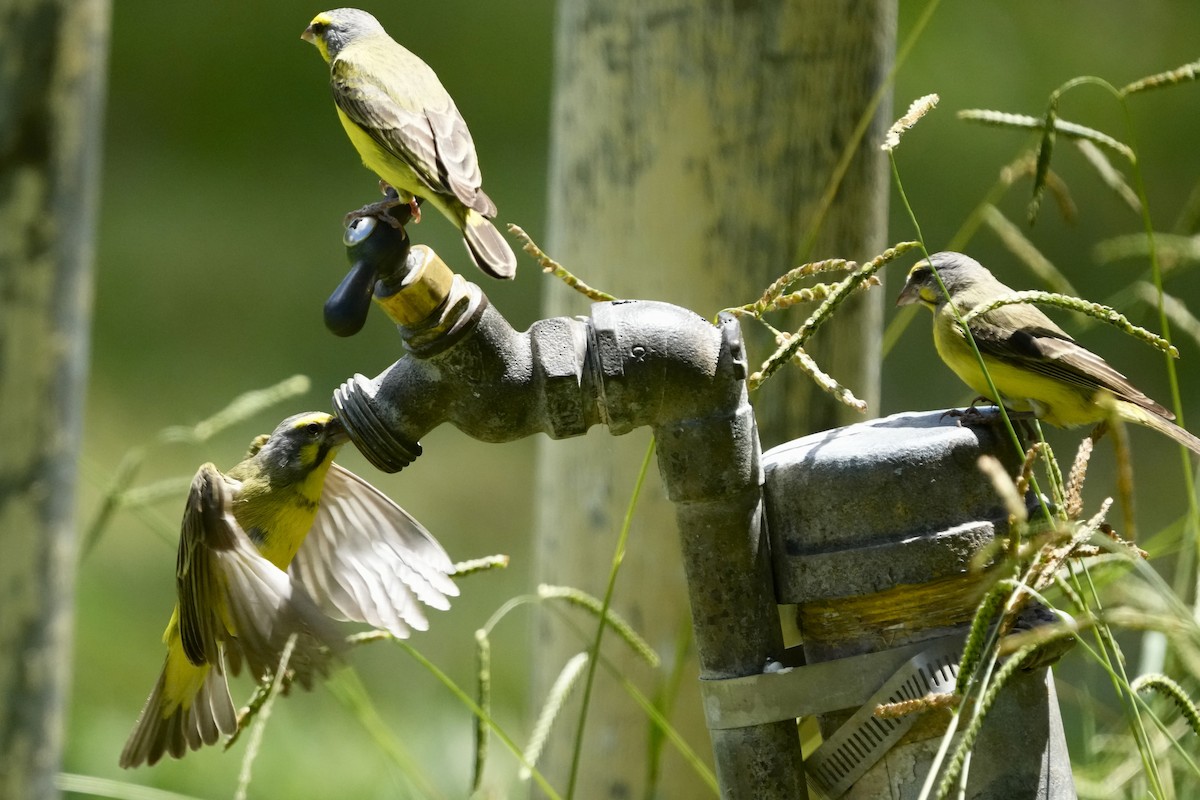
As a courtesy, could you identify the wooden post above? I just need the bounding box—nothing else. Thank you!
[0,2,110,797]
[535,1,895,796]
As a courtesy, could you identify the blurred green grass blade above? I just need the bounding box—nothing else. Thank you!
[55,774,207,800]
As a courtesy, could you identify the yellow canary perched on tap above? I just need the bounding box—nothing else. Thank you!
[302,8,517,279]
[897,251,1200,454]
[120,412,458,768]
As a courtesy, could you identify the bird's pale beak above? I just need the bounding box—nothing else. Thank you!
[325,416,350,447]
[301,25,316,44]
[895,282,920,307]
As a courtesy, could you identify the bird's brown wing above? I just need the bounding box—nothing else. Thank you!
[967,312,1173,419]
[175,467,343,686]
[176,465,228,667]
[331,56,494,216]
[426,106,496,217]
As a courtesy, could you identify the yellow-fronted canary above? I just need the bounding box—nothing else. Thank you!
[302,8,517,279]
[897,251,1200,454]
[120,412,458,767]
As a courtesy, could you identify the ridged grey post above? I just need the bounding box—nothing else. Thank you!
[0,2,110,798]
[538,2,896,793]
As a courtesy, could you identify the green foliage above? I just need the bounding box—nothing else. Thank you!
[884,51,1200,799]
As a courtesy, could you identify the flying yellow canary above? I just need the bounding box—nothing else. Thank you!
[120,412,458,767]
[302,8,517,279]
[897,251,1200,454]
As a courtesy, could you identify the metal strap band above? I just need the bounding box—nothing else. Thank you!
[698,635,962,729]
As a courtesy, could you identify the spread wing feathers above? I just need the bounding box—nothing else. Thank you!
[290,463,458,640]
[176,465,229,668]
[175,466,343,688]
[118,661,235,768]
[331,56,493,216]
[963,311,1174,419]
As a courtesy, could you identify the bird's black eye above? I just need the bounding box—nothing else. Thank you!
[310,21,328,34]
[304,422,322,436]
[912,265,932,283]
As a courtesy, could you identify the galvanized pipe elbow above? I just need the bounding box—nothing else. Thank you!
[333,266,752,476]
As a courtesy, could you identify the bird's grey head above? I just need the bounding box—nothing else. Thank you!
[251,412,347,483]
[897,251,991,308]
[303,8,387,60]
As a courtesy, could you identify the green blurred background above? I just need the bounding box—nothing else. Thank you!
[73,1,1200,797]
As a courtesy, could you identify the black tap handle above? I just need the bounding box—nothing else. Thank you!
[324,254,378,337]
[324,205,416,337]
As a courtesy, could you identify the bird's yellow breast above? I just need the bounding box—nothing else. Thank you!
[336,107,424,198]
[247,497,321,568]
[232,456,336,569]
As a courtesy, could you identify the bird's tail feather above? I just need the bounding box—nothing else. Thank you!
[119,656,235,768]
[1118,401,1200,455]
[463,210,516,280]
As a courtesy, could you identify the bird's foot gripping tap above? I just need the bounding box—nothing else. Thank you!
[342,184,421,231]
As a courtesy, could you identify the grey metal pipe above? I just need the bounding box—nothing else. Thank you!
[331,245,804,797]
[334,287,742,457]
